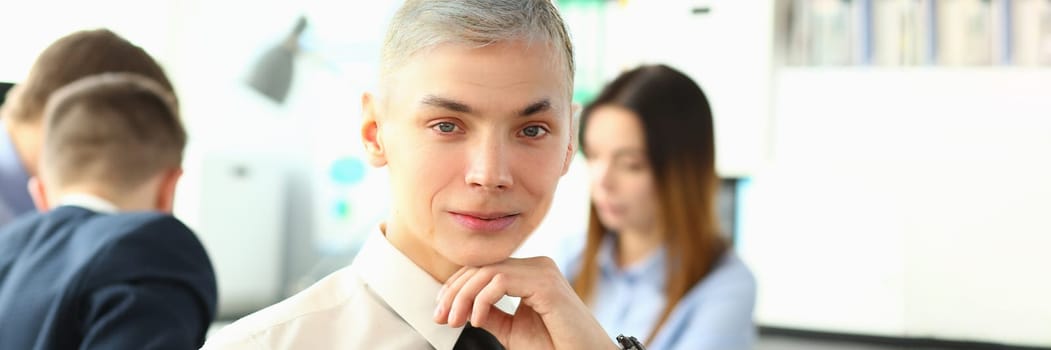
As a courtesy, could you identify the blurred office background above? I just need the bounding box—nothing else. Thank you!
[2,0,1049,348]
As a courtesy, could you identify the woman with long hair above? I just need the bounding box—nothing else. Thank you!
[566,64,756,349]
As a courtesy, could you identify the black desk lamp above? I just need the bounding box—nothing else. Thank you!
[0,82,14,107]
[247,16,308,104]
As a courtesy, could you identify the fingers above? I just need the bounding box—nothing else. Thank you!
[435,266,478,325]
[448,268,498,327]
[470,273,510,327]
[433,257,616,350]
[439,266,471,301]
[435,257,565,327]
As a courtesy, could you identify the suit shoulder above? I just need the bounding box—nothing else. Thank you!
[80,213,214,289]
[89,212,205,262]
[91,212,190,236]
[0,207,96,244]
[0,208,97,257]
[81,213,201,253]
[0,213,43,244]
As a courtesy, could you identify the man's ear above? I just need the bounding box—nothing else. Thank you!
[561,103,580,176]
[361,92,387,167]
[27,176,50,212]
[155,168,183,213]
[561,146,574,176]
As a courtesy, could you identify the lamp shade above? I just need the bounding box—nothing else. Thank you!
[247,16,308,104]
[0,82,13,107]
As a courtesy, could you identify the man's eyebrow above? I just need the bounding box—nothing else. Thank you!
[420,95,473,114]
[519,99,551,117]
[420,95,551,116]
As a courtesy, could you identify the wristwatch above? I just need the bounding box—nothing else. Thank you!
[616,335,646,350]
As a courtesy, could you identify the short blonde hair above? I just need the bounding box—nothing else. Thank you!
[41,73,185,193]
[381,0,574,91]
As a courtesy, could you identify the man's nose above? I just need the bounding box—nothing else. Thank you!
[465,135,513,191]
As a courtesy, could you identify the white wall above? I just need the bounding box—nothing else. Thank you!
[737,68,1051,346]
[0,0,180,82]
[585,0,775,177]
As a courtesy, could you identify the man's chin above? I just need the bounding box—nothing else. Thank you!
[464,254,511,267]
[438,228,531,266]
[447,248,516,268]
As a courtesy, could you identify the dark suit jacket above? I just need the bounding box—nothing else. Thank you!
[0,206,217,350]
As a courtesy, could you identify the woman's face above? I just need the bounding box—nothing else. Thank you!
[583,105,660,234]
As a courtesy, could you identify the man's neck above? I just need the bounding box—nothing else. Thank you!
[382,220,460,282]
[52,186,153,212]
[53,192,119,214]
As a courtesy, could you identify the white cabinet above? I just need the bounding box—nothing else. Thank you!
[179,153,287,318]
[738,68,1051,346]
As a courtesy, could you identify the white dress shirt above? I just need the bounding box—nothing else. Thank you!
[202,227,470,350]
[57,193,119,214]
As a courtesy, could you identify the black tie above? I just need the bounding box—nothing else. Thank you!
[453,323,505,350]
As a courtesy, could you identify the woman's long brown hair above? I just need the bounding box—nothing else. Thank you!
[574,65,727,343]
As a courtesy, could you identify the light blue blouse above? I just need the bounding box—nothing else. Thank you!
[559,234,757,350]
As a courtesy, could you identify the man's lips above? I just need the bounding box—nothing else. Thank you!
[449,211,520,232]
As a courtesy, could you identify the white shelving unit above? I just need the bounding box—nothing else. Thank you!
[739,1,1051,345]
[738,66,1051,346]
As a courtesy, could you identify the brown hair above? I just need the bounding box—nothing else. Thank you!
[4,29,173,124]
[41,73,185,193]
[574,65,727,343]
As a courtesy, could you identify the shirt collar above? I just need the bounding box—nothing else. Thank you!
[0,123,34,215]
[57,193,119,214]
[351,225,464,350]
[598,233,668,288]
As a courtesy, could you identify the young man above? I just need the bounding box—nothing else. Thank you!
[0,29,174,226]
[0,73,216,349]
[204,1,627,349]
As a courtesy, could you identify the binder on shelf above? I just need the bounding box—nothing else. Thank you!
[871,0,935,66]
[993,0,1013,64]
[935,0,995,66]
[777,0,1050,67]
[1011,0,1051,65]
[787,0,863,66]
[857,0,874,65]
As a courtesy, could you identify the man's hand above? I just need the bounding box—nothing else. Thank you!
[433,256,619,350]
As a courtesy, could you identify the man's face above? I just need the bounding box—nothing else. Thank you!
[368,40,573,268]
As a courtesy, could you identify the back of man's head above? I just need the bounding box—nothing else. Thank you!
[380,0,574,94]
[2,29,173,124]
[40,73,185,196]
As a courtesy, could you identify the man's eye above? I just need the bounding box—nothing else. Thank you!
[521,125,548,138]
[434,122,458,133]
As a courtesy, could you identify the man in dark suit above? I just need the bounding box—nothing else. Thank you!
[0,73,216,349]
[1,29,176,227]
